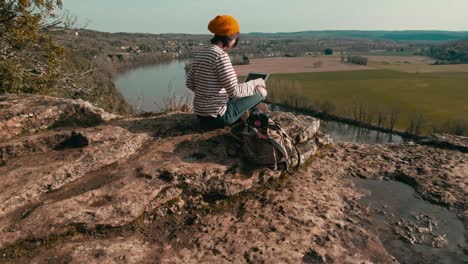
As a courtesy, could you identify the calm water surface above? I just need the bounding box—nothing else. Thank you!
[114,60,192,112]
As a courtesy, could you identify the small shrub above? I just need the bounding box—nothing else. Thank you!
[0,0,67,95]
[347,56,368,66]
[157,93,192,113]
[156,85,193,114]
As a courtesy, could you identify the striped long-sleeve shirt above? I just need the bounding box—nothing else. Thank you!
[186,45,257,117]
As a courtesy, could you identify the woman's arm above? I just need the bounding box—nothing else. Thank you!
[215,52,256,99]
[186,62,196,92]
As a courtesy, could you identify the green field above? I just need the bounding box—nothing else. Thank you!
[266,69,468,135]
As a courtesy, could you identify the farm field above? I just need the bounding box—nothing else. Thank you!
[236,56,468,135]
[235,55,468,75]
[234,56,370,76]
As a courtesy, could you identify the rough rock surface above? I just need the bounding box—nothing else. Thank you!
[0,94,118,142]
[333,142,467,212]
[0,94,466,263]
[420,133,468,152]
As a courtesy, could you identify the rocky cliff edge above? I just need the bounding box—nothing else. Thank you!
[0,94,466,263]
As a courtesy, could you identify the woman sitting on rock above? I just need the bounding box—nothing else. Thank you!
[186,15,267,129]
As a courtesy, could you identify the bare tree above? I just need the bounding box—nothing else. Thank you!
[407,113,425,135]
[353,100,359,121]
[340,49,346,62]
[320,100,336,114]
[358,103,365,122]
[389,105,400,131]
[364,107,374,124]
[377,111,388,129]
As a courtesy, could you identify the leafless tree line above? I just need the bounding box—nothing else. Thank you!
[432,119,468,136]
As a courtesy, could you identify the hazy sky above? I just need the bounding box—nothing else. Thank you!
[64,0,468,34]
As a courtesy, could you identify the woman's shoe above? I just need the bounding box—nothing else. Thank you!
[240,110,250,122]
[256,103,268,113]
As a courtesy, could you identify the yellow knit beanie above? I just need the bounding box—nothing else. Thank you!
[208,15,240,36]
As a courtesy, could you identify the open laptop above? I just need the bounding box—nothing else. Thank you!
[244,72,270,83]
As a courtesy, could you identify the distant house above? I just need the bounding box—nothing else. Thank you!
[120,46,141,54]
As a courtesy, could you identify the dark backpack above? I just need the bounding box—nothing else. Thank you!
[232,109,301,173]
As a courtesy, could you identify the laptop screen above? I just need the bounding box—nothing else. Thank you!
[244,72,269,82]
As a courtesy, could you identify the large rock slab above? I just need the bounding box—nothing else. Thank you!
[0,126,150,248]
[0,95,468,263]
[0,94,330,256]
[0,93,119,142]
[6,147,397,264]
[3,94,466,263]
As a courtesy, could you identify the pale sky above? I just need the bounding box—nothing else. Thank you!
[64,0,468,34]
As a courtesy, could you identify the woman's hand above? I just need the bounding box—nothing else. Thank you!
[252,78,267,97]
[256,86,267,97]
[252,78,266,88]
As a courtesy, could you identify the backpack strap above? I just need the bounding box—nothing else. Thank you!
[289,143,301,173]
[265,137,290,170]
[269,120,301,174]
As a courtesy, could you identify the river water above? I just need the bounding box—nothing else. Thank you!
[115,60,193,113]
[115,60,404,144]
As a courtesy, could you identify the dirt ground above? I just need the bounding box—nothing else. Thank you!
[234,56,370,76]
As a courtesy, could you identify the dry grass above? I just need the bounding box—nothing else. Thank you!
[157,90,193,113]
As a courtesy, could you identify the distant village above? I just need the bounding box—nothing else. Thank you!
[65,29,431,69]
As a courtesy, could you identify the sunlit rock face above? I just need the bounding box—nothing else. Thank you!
[0,93,119,142]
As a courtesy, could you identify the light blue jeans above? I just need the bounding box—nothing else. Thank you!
[198,92,266,128]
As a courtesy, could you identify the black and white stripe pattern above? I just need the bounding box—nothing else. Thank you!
[186,45,256,117]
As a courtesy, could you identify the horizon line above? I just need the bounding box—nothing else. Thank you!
[82,28,468,35]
